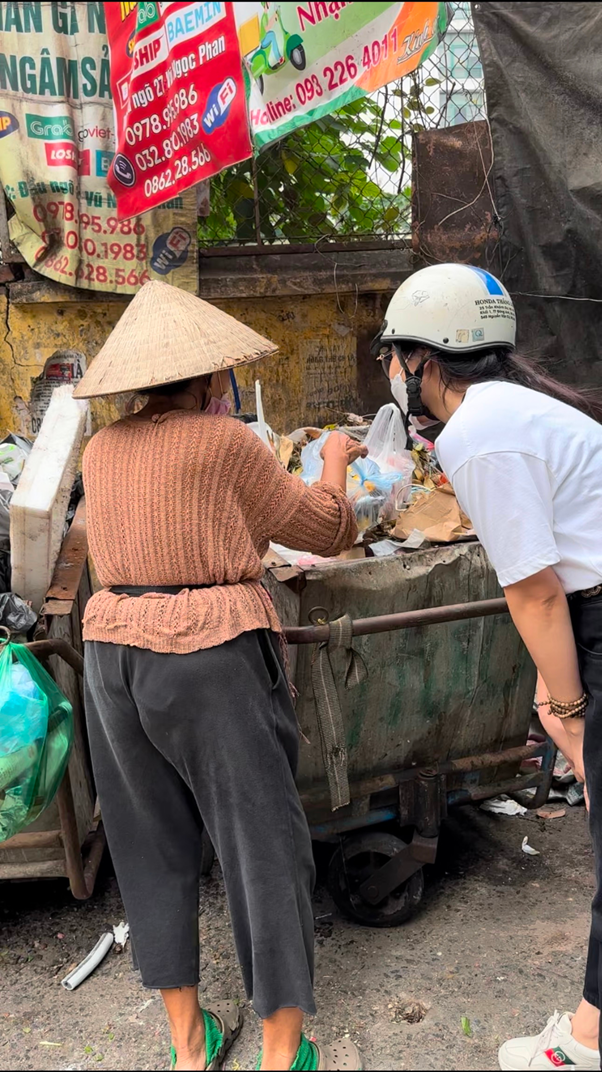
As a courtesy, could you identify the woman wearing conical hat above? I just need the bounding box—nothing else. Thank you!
[74,281,364,1072]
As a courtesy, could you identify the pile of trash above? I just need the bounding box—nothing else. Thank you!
[250,384,474,568]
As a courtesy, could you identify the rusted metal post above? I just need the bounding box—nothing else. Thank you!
[56,770,89,900]
[414,768,441,840]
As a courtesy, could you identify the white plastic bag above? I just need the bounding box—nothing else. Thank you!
[299,432,329,486]
[364,404,414,508]
[365,404,411,473]
[300,432,411,530]
[0,444,28,484]
[346,456,404,531]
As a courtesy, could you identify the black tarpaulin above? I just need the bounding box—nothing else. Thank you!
[472,2,602,386]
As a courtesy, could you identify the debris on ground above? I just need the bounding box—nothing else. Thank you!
[61,924,129,991]
[480,796,527,817]
[389,998,430,1024]
[521,836,540,856]
[536,806,566,820]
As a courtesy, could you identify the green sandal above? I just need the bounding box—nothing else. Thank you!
[256,1033,363,1071]
[170,1001,243,1071]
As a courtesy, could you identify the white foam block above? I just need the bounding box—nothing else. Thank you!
[10,385,89,612]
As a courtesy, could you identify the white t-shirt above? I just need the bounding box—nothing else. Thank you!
[435,381,602,592]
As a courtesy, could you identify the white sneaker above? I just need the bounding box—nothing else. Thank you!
[498,1012,600,1070]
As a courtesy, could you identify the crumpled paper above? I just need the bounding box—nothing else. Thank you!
[394,483,474,544]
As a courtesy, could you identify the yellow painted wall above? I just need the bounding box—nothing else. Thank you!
[0,287,390,439]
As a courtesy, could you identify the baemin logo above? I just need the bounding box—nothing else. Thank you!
[0,111,18,138]
[202,78,237,133]
[112,153,136,187]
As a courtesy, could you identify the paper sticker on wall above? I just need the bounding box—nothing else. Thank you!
[29,351,91,438]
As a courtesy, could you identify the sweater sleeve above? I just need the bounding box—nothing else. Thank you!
[234,424,357,555]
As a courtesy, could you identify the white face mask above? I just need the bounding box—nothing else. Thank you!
[411,414,440,432]
[390,372,408,415]
[390,371,439,433]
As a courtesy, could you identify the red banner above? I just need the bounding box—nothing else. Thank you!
[105,1,252,219]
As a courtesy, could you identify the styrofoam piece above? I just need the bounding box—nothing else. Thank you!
[255,380,269,446]
[10,386,88,612]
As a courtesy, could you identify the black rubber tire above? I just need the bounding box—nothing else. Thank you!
[200,826,215,877]
[327,831,424,927]
[290,46,307,71]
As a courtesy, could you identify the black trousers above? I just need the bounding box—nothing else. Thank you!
[573,591,602,1054]
[83,629,316,1020]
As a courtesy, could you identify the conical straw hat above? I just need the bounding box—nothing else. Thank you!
[73,280,279,398]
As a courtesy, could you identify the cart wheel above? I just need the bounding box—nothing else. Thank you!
[200,826,215,877]
[328,831,424,927]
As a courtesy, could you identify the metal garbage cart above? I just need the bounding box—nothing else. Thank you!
[0,527,552,919]
[266,541,553,926]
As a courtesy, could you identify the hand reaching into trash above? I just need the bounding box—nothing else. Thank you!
[320,432,368,490]
[321,431,368,464]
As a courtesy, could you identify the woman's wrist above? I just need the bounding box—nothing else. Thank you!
[536,690,588,719]
[322,446,349,463]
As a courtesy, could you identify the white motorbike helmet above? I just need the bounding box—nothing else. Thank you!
[380,263,516,352]
[376,264,516,417]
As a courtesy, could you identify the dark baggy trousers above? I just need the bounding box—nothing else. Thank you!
[572,591,602,1057]
[84,629,317,1019]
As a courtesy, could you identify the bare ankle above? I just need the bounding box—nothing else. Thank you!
[260,1046,299,1072]
[571,1025,599,1050]
[174,1028,207,1072]
[261,1007,303,1071]
[571,1000,600,1050]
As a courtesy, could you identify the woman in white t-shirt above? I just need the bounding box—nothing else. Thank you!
[373,263,602,1072]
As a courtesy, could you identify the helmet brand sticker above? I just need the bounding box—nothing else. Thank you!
[472,328,485,341]
[467,266,505,295]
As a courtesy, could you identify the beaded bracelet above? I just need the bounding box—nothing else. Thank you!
[535,692,589,719]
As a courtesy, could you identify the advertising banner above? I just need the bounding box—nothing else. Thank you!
[236,1,450,149]
[105,1,253,219]
[0,2,197,292]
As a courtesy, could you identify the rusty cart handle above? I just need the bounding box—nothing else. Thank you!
[283,596,509,645]
[24,638,84,677]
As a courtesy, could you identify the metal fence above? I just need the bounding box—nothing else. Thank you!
[200,2,486,250]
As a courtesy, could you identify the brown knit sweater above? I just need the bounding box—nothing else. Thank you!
[82,410,357,653]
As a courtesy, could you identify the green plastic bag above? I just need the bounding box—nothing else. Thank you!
[0,639,73,843]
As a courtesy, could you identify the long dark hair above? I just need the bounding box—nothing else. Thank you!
[143,375,210,398]
[433,348,602,423]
